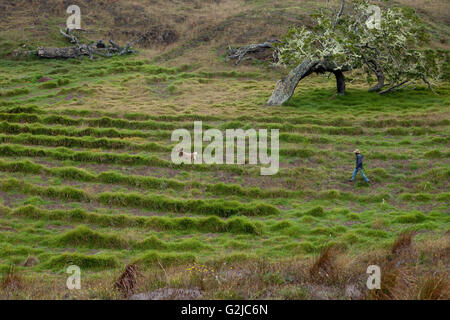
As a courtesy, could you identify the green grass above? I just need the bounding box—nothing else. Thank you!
[45,252,119,271]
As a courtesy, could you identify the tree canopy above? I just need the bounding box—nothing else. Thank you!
[267,0,447,105]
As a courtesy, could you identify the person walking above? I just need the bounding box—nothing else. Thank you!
[349,149,370,183]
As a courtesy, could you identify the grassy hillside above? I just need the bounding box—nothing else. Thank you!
[0,0,448,300]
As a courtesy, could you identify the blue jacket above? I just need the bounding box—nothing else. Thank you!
[356,153,363,169]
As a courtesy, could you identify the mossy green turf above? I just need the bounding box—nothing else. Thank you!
[0,56,448,275]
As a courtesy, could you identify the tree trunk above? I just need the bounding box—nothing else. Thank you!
[368,69,385,92]
[333,70,346,95]
[266,59,351,106]
[266,59,319,106]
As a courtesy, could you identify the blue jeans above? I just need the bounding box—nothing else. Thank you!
[351,167,369,182]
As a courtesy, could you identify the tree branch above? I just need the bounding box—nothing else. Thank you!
[422,76,437,94]
[379,80,414,94]
[333,0,345,28]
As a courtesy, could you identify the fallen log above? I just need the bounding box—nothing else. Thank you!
[266,59,351,106]
[37,46,83,59]
[36,28,142,59]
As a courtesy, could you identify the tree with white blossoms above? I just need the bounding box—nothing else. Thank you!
[267,0,446,106]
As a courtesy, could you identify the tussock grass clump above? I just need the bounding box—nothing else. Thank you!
[424,150,446,159]
[135,235,167,250]
[270,220,293,231]
[305,206,326,217]
[417,167,450,184]
[0,88,30,97]
[0,178,90,202]
[38,78,70,89]
[0,158,42,174]
[0,105,41,114]
[57,225,129,249]
[45,252,119,270]
[417,274,449,300]
[52,167,96,181]
[207,182,295,199]
[369,168,389,179]
[309,246,340,283]
[0,113,40,123]
[393,212,428,224]
[298,241,317,253]
[97,171,183,190]
[318,190,341,200]
[400,193,433,202]
[136,236,211,252]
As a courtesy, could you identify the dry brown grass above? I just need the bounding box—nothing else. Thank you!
[309,246,340,283]
[392,231,415,255]
[0,266,23,291]
[417,273,449,300]
[368,233,449,300]
[0,237,448,300]
[114,263,141,298]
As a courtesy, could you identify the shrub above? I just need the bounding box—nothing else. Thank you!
[391,231,414,255]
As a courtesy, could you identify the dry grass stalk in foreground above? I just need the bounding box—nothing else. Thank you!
[391,231,414,255]
[369,232,450,300]
[417,273,449,300]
